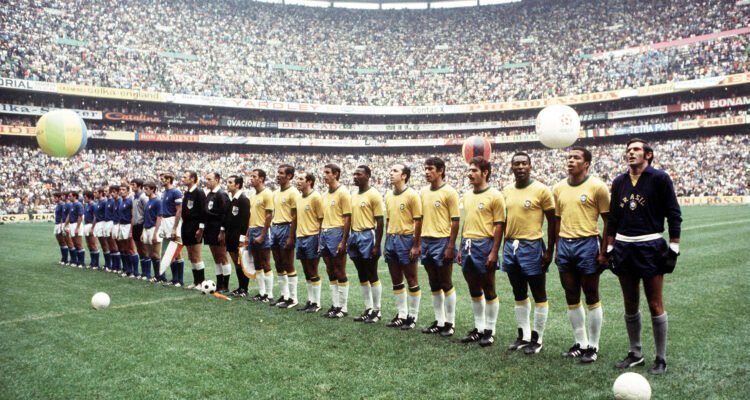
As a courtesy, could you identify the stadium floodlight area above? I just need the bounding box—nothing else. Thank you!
[259,0,518,9]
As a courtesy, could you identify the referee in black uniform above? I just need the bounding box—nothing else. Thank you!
[204,172,231,293]
[177,170,207,289]
[224,175,251,297]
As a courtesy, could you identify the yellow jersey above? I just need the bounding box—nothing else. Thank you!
[420,184,460,238]
[503,180,555,240]
[385,187,422,235]
[351,187,384,232]
[322,185,352,229]
[272,185,299,224]
[553,176,610,238]
[249,187,274,228]
[295,190,324,237]
[462,187,506,239]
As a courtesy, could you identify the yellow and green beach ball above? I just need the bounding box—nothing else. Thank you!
[36,110,88,158]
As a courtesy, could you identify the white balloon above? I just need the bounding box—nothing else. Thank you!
[535,104,581,149]
[613,372,652,400]
[91,292,110,310]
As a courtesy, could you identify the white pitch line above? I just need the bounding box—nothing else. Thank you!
[683,218,750,231]
[0,295,195,326]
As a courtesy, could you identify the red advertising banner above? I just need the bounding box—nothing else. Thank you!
[137,132,200,143]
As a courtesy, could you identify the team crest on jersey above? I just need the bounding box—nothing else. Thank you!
[360,201,366,208]
[208,200,214,210]
[305,204,311,211]
[282,198,287,204]
[620,194,646,210]
[478,202,485,209]
[629,200,637,210]
[434,201,441,208]
[524,200,531,209]
[580,195,587,204]
[399,203,405,210]
[187,200,194,209]
[330,200,336,207]
[231,206,239,216]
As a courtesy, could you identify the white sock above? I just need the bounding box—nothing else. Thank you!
[408,287,421,321]
[278,273,289,299]
[471,296,486,331]
[256,270,266,296]
[264,271,274,298]
[445,288,456,325]
[534,302,549,343]
[312,281,322,305]
[515,299,532,341]
[371,280,382,310]
[192,261,205,270]
[360,282,373,310]
[288,274,298,301]
[338,282,349,312]
[485,298,499,334]
[568,303,589,348]
[330,281,339,308]
[432,290,445,326]
[395,288,408,319]
[306,282,313,303]
[587,302,603,349]
[222,263,232,276]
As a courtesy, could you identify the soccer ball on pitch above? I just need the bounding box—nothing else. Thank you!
[612,372,652,400]
[36,109,88,158]
[91,292,110,310]
[535,104,581,149]
[200,280,217,295]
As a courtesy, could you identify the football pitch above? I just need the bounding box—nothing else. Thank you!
[1,206,748,399]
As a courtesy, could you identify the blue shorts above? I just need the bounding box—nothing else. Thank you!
[556,236,600,275]
[421,237,453,268]
[347,229,376,259]
[501,239,545,276]
[296,235,319,260]
[249,227,271,250]
[270,224,291,249]
[384,234,414,265]
[461,238,496,274]
[319,227,344,258]
[612,238,667,278]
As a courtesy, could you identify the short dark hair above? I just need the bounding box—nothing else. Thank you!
[53,192,62,198]
[119,183,130,191]
[209,172,221,181]
[161,173,174,184]
[129,178,144,188]
[186,170,198,182]
[570,146,592,163]
[279,164,295,177]
[401,164,411,184]
[356,165,371,177]
[469,156,492,180]
[304,172,316,186]
[626,138,654,165]
[83,190,94,200]
[69,191,79,199]
[144,181,158,191]
[424,157,446,179]
[511,151,531,165]
[108,185,119,193]
[324,164,341,181]
[253,169,266,182]
[228,175,243,188]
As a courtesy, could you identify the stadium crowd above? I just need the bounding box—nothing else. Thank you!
[1,134,747,215]
[2,0,748,106]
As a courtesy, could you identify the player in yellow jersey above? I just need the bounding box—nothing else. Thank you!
[553,147,610,363]
[457,157,506,347]
[384,164,422,330]
[419,157,460,337]
[270,165,300,309]
[320,164,352,319]
[295,172,325,313]
[247,169,275,303]
[348,165,385,323]
[502,152,557,355]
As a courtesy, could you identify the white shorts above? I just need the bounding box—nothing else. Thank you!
[54,223,64,235]
[117,224,132,241]
[84,223,93,237]
[93,222,106,237]
[69,224,83,237]
[142,227,162,245]
[106,221,115,237]
[158,216,182,239]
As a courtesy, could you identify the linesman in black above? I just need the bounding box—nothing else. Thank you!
[224,175,251,297]
[176,170,207,289]
[204,172,231,293]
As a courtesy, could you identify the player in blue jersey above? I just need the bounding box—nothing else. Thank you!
[158,173,185,285]
[117,184,138,278]
[107,186,122,272]
[130,179,149,280]
[94,187,111,270]
[141,181,163,281]
[53,192,70,265]
[65,191,85,268]
[82,190,100,269]
[62,196,75,265]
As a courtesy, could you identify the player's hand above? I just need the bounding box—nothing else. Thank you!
[409,245,420,262]
[596,253,607,267]
[541,249,552,270]
[456,250,462,265]
[196,228,204,242]
[370,244,381,258]
[337,241,347,255]
[284,237,295,250]
[443,246,455,266]
[170,229,177,241]
[254,235,264,245]
[218,231,226,246]
[486,252,498,268]
[153,233,158,243]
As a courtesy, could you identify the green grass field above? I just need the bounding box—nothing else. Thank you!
[1,205,748,399]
